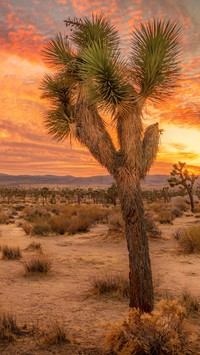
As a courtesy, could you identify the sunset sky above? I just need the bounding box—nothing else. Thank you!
[1,0,200,177]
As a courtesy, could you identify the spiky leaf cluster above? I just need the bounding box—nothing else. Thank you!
[64,13,119,51]
[131,19,182,101]
[41,14,182,142]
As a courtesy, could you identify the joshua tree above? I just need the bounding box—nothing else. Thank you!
[168,162,198,212]
[41,14,181,312]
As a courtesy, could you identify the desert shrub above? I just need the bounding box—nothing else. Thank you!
[179,290,200,315]
[22,207,51,223]
[108,212,125,233]
[148,202,166,214]
[67,216,90,235]
[171,208,183,218]
[1,245,22,260]
[31,222,51,236]
[78,205,109,224]
[105,299,196,354]
[178,225,200,254]
[24,255,51,274]
[20,221,33,235]
[49,214,69,235]
[175,201,187,212]
[14,204,25,211]
[91,275,129,298]
[0,311,22,342]
[194,203,200,213]
[157,210,173,224]
[25,242,42,252]
[145,213,162,238]
[51,207,60,215]
[172,229,182,240]
[40,321,70,345]
[0,212,10,224]
[59,204,78,217]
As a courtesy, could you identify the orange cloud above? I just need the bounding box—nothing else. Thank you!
[0,0,200,177]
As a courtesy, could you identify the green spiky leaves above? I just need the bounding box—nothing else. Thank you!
[131,19,182,102]
[78,41,131,112]
[42,33,74,68]
[45,108,74,141]
[64,13,119,51]
[41,73,76,141]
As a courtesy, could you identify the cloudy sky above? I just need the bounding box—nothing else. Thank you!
[0,0,200,176]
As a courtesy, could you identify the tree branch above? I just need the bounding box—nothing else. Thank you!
[141,123,160,178]
[75,102,116,175]
[116,102,143,177]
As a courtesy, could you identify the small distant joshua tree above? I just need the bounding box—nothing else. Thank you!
[41,14,181,312]
[168,162,198,212]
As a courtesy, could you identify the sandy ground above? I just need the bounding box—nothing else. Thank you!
[0,214,200,354]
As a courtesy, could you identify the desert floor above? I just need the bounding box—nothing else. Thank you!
[0,211,200,354]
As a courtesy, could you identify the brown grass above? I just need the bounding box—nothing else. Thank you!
[0,311,23,343]
[31,222,51,236]
[67,216,90,235]
[105,299,197,354]
[0,212,10,225]
[24,255,52,275]
[157,210,173,224]
[20,221,33,235]
[179,290,200,315]
[1,245,22,260]
[25,241,42,252]
[178,225,200,254]
[40,321,70,345]
[91,274,129,298]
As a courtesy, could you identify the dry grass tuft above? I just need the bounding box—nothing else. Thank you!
[20,221,33,235]
[105,299,197,354]
[67,216,90,235]
[108,212,125,233]
[178,225,200,254]
[31,222,51,236]
[0,311,23,343]
[49,214,69,235]
[179,290,200,315]
[157,210,173,224]
[25,241,42,252]
[40,321,70,345]
[91,274,129,298]
[1,245,22,260]
[0,212,11,225]
[24,255,51,275]
[145,213,162,238]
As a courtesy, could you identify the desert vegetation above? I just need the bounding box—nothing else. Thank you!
[0,188,200,353]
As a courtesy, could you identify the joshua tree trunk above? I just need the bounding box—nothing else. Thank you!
[75,103,155,312]
[188,190,195,213]
[116,172,154,312]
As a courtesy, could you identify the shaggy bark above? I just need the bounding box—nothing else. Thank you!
[115,170,154,312]
[75,102,116,176]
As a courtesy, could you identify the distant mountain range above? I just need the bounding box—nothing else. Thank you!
[0,173,170,188]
